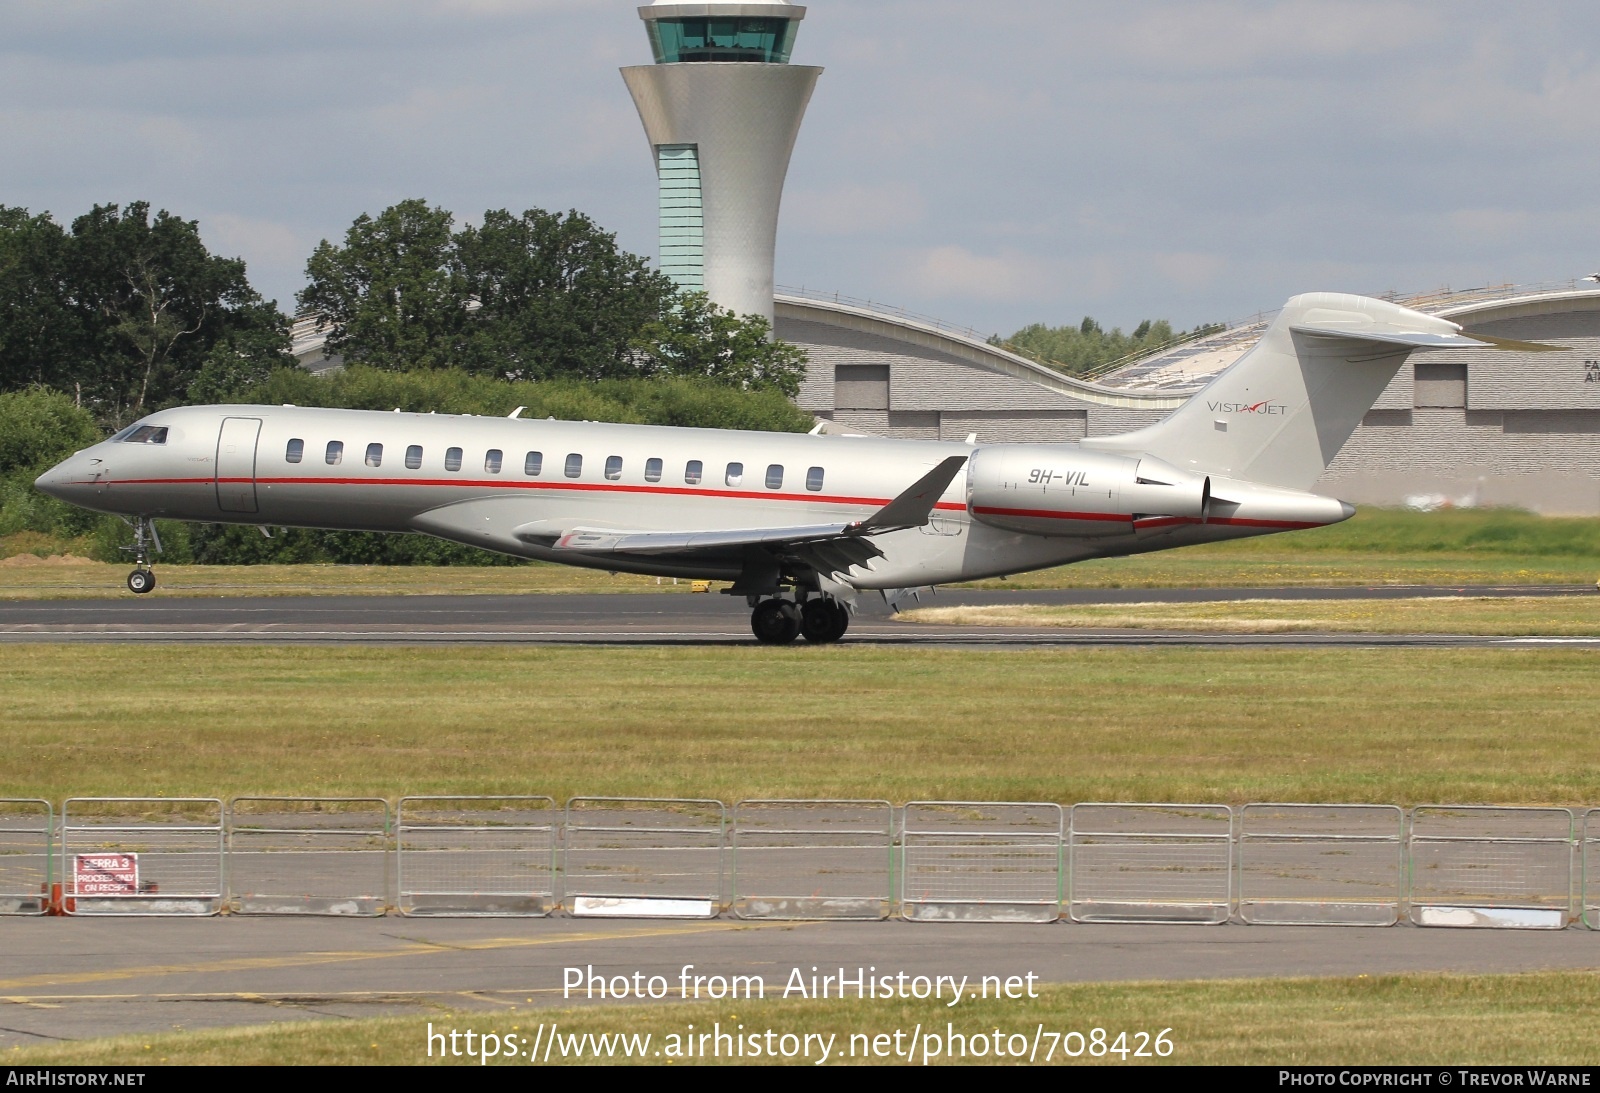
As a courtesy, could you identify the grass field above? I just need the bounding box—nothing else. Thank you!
[10,972,1598,1066]
[5,645,1599,805]
[904,595,1600,634]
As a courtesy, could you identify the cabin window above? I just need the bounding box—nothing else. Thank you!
[765,464,784,490]
[325,441,344,466]
[725,462,744,487]
[524,451,543,476]
[565,453,583,478]
[445,447,463,472]
[645,457,663,483]
[285,439,304,464]
[122,425,169,445]
[685,459,703,485]
[605,455,623,481]
[807,466,825,492]
[485,449,503,474]
[405,445,423,470]
[365,443,383,468]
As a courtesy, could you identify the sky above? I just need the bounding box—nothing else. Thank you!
[3,0,1598,337]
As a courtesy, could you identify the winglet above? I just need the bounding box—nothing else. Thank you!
[853,455,968,534]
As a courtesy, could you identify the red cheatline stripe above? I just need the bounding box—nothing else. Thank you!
[115,476,969,512]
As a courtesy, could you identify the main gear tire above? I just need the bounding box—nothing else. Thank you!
[801,599,850,644]
[751,599,802,645]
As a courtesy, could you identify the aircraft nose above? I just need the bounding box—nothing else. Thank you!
[33,456,95,502]
[33,462,70,500]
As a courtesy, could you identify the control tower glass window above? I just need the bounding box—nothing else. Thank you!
[648,18,798,64]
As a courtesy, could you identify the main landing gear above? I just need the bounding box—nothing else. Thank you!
[750,596,850,646]
[121,516,162,595]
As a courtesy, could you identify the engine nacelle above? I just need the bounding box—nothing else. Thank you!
[966,445,1208,537]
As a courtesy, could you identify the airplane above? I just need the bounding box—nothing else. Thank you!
[33,292,1556,644]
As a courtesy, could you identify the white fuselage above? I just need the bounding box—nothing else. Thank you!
[34,403,1352,589]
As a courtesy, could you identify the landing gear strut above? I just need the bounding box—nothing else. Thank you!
[121,517,162,595]
[749,596,850,646]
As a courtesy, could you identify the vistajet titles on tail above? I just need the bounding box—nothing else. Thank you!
[35,294,1559,644]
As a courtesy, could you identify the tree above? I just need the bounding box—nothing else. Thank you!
[632,291,806,397]
[454,208,677,381]
[992,315,1222,377]
[0,208,85,396]
[300,200,809,394]
[0,202,292,423]
[298,199,465,371]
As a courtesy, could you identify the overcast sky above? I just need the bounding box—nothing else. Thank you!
[4,0,1597,336]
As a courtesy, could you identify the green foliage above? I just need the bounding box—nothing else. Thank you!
[221,364,814,433]
[298,200,805,395]
[0,388,101,475]
[184,524,515,567]
[0,203,293,425]
[454,207,677,381]
[298,199,466,372]
[632,291,806,398]
[994,316,1223,376]
[0,389,114,543]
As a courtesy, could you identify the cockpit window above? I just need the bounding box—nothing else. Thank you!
[122,426,169,445]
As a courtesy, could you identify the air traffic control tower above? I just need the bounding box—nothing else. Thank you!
[621,2,821,326]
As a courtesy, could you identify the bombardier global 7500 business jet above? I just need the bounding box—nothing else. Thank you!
[34,293,1553,644]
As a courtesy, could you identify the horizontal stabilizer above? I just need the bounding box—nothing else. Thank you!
[1290,323,1568,352]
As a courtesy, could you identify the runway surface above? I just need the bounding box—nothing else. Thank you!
[1,586,1595,648]
[2,916,1598,1048]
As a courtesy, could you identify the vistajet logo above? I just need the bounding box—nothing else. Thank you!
[1207,399,1287,416]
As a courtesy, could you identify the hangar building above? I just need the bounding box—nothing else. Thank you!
[772,283,1600,515]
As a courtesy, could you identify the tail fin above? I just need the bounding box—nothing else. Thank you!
[1083,293,1499,490]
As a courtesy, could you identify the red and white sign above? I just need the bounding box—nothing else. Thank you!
[73,853,139,896]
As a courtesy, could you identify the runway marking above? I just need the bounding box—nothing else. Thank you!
[0,920,805,994]
[1496,638,1600,645]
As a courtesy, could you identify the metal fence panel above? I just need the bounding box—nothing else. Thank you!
[61,798,223,916]
[1586,810,1600,931]
[0,800,52,915]
[901,802,1063,922]
[564,798,725,918]
[227,798,390,915]
[1409,806,1574,929]
[1070,803,1232,924]
[397,797,558,916]
[1238,804,1404,927]
[732,800,894,920]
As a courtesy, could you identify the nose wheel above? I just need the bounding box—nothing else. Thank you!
[120,516,163,595]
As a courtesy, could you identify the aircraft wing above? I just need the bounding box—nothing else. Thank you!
[537,455,969,578]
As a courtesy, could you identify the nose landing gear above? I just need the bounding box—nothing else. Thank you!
[121,517,162,595]
[749,596,851,645]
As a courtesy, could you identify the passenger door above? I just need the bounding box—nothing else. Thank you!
[215,417,262,514]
